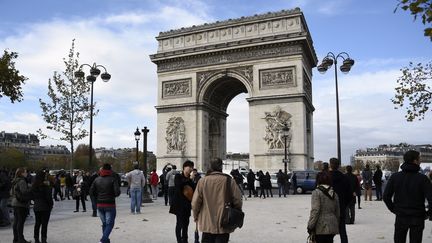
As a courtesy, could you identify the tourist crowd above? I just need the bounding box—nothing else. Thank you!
[1,150,431,243]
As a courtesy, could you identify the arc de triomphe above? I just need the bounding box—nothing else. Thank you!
[150,8,317,172]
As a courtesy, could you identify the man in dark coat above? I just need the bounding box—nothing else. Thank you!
[373,165,383,201]
[383,150,432,243]
[90,163,121,243]
[276,169,287,197]
[329,158,352,243]
[247,169,256,197]
[345,165,359,224]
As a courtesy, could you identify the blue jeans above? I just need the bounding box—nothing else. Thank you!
[98,207,116,243]
[278,183,286,197]
[130,187,142,213]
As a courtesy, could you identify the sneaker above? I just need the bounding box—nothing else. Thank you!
[82,210,86,212]
[73,210,79,213]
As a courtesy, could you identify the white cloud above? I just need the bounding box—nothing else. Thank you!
[0,4,213,153]
[312,67,432,163]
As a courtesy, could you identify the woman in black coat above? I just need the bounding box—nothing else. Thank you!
[264,172,273,197]
[31,171,54,243]
[258,171,266,199]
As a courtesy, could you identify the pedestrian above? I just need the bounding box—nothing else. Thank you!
[361,164,373,201]
[83,171,91,201]
[59,171,66,200]
[52,174,62,201]
[257,171,266,199]
[0,167,12,227]
[230,169,246,200]
[345,166,359,224]
[88,171,99,217]
[166,165,179,206]
[169,160,195,243]
[264,171,273,198]
[73,171,86,212]
[383,150,432,243]
[150,169,159,200]
[161,164,171,206]
[276,169,286,197]
[307,171,340,243]
[90,163,121,243]
[192,158,243,243]
[291,172,297,195]
[126,163,145,214]
[65,172,74,200]
[11,167,33,243]
[329,158,352,243]
[354,170,362,209]
[246,169,256,198]
[373,165,383,201]
[31,170,53,243]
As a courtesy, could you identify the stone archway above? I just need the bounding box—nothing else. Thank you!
[151,8,317,172]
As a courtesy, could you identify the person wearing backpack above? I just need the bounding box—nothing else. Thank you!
[11,167,32,243]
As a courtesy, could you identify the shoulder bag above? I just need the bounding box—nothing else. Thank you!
[221,175,245,231]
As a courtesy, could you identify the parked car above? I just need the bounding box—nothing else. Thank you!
[270,173,278,188]
[289,170,318,194]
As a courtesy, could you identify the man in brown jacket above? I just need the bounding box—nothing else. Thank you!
[192,158,242,243]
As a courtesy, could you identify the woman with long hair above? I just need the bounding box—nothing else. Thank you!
[31,170,53,243]
[307,171,340,243]
[11,167,32,243]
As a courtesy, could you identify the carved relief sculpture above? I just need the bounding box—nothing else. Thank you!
[263,106,292,150]
[166,117,187,152]
[260,67,296,89]
[162,79,191,98]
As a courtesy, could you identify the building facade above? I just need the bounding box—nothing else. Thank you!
[353,143,432,170]
[0,131,70,162]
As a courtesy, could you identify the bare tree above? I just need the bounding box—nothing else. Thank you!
[38,40,95,171]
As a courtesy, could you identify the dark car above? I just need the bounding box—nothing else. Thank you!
[289,170,318,194]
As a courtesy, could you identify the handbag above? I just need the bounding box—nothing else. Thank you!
[220,175,245,231]
[72,188,81,199]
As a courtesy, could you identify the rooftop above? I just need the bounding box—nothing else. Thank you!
[157,8,302,38]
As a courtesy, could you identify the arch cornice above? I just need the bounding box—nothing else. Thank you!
[197,66,253,103]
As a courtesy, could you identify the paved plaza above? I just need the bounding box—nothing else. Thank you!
[0,190,431,243]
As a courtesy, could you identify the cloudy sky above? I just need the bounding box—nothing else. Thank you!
[0,0,430,164]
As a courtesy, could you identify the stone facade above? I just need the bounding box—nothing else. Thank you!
[150,8,317,172]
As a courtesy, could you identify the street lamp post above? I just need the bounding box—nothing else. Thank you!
[141,126,152,203]
[74,63,111,168]
[134,128,141,164]
[317,52,354,163]
[281,124,290,174]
